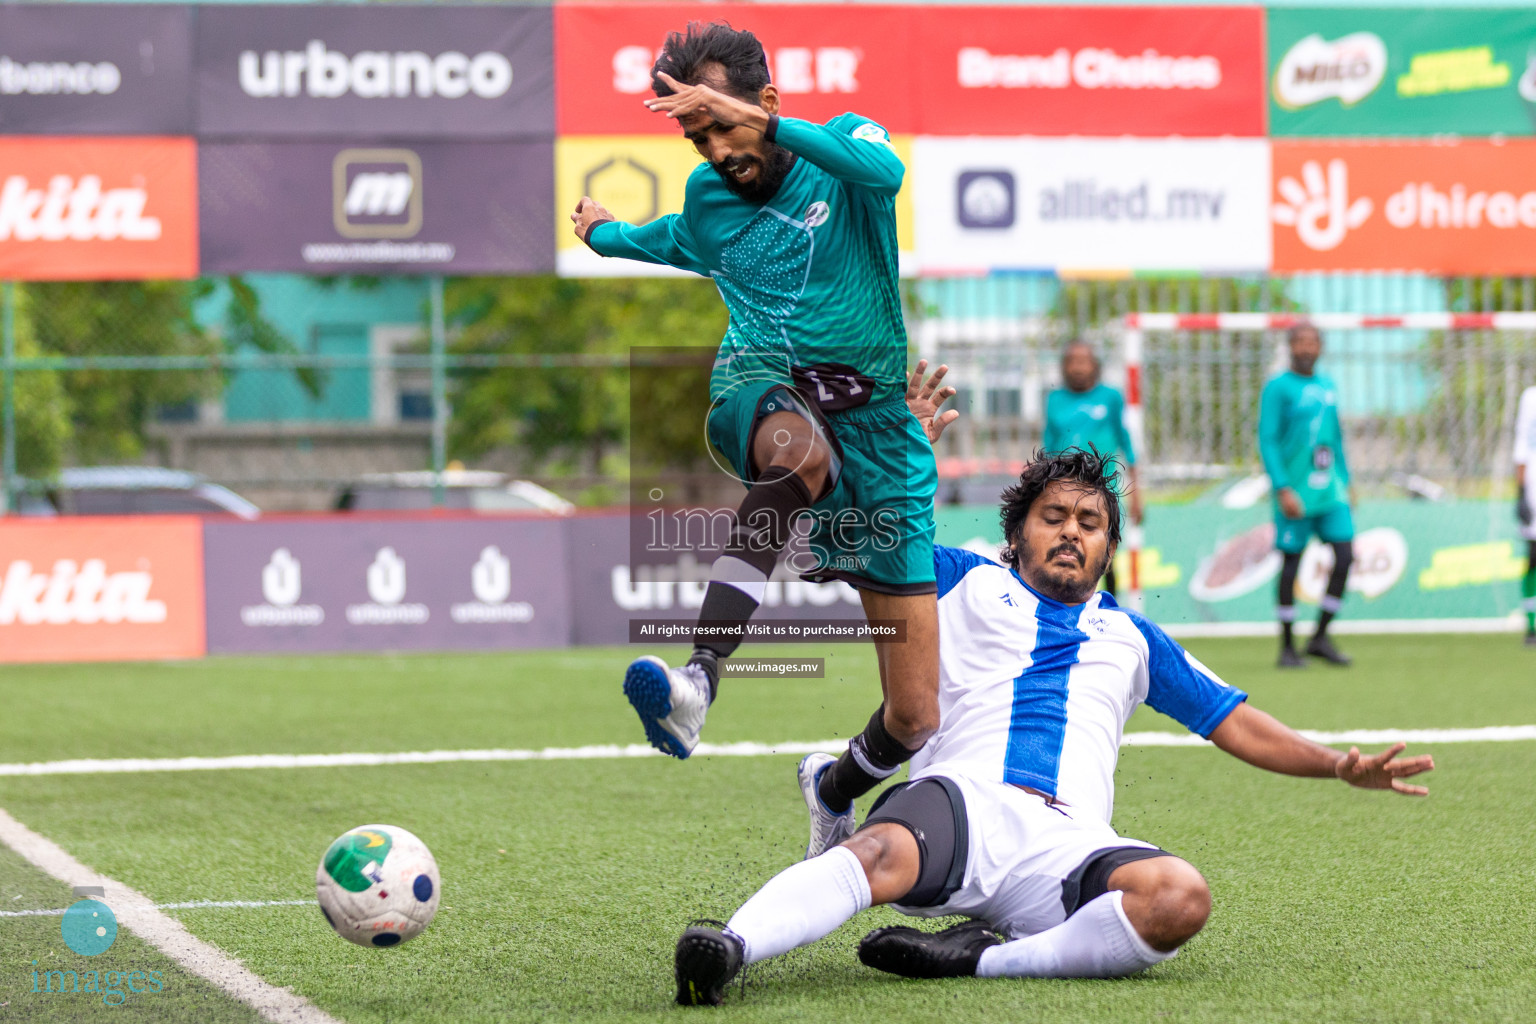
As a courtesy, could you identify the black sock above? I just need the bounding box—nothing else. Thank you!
[1278,551,1302,651]
[1314,542,1352,641]
[687,465,813,699]
[817,705,924,814]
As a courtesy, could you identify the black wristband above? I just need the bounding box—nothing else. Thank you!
[764,114,780,143]
[580,215,615,250]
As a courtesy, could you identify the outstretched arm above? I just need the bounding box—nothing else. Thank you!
[1208,702,1434,795]
[571,197,706,274]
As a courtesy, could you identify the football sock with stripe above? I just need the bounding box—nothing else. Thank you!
[817,704,924,814]
[975,890,1176,979]
[1314,541,1353,638]
[725,846,871,965]
[1277,552,1302,649]
[687,465,814,700]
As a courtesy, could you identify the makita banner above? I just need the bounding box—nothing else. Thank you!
[195,5,554,138]
[915,6,1265,136]
[1272,139,1536,275]
[0,517,205,663]
[0,137,198,280]
[556,4,918,135]
[1269,8,1536,137]
[199,141,554,274]
[0,5,192,134]
[203,517,571,654]
[914,137,1271,273]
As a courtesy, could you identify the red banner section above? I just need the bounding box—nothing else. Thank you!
[556,4,917,134]
[556,5,1265,137]
[0,517,206,663]
[0,137,198,281]
[917,6,1265,136]
[1272,140,1536,274]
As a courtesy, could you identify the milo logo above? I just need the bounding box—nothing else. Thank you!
[323,829,392,892]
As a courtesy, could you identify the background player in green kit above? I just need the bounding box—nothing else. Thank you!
[1259,324,1354,669]
[570,23,943,850]
[1042,339,1142,595]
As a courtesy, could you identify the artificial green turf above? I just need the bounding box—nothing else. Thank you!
[0,844,264,1023]
[1,637,1535,1023]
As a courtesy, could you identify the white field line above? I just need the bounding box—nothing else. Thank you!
[0,725,1531,778]
[0,899,316,919]
[0,807,343,1024]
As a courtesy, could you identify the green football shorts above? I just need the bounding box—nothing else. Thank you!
[706,379,937,595]
[1273,501,1355,555]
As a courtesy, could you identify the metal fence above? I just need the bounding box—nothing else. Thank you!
[3,273,1536,512]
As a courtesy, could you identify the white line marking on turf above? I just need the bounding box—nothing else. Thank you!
[0,725,1530,777]
[0,899,317,919]
[0,807,343,1024]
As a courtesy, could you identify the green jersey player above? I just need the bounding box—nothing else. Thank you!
[1258,324,1354,669]
[571,23,946,838]
[1042,339,1143,594]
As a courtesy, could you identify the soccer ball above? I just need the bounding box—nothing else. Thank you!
[315,824,441,948]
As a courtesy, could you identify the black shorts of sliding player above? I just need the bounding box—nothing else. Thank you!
[860,777,969,908]
[1059,846,1173,918]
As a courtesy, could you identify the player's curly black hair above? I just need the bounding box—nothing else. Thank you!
[652,22,771,102]
[998,447,1124,567]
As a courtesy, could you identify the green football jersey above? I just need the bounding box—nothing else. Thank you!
[1258,370,1351,515]
[1042,384,1136,483]
[587,113,907,406]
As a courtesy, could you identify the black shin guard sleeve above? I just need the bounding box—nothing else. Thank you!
[1278,552,1302,607]
[817,705,926,814]
[1326,541,1353,599]
[725,464,814,577]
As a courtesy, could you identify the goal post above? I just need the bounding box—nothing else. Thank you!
[1115,310,1536,615]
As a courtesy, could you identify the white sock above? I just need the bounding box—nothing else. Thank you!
[975,890,1176,979]
[726,846,872,964]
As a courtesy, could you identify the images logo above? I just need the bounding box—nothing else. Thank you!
[1272,158,1372,251]
[61,891,116,956]
[1273,32,1387,109]
[333,149,422,240]
[956,170,1016,229]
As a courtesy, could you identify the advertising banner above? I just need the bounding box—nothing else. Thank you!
[0,5,192,134]
[556,4,917,135]
[554,134,916,276]
[203,517,571,654]
[195,5,553,139]
[914,137,1271,274]
[1272,139,1536,275]
[567,512,867,646]
[914,5,1265,137]
[1269,8,1536,137]
[0,517,205,663]
[0,137,198,281]
[199,141,554,275]
[938,499,1531,628]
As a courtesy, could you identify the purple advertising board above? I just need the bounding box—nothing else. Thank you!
[0,5,192,134]
[194,5,553,139]
[204,516,571,654]
[199,141,554,274]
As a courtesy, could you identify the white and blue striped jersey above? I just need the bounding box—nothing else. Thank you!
[910,546,1248,826]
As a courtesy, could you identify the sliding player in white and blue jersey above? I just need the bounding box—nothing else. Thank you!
[671,446,1433,1005]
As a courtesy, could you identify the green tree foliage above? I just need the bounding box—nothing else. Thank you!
[23,280,221,464]
[5,286,69,478]
[444,276,726,478]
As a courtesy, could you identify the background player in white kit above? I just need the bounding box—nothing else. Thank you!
[1515,384,1536,646]
[670,445,1434,1006]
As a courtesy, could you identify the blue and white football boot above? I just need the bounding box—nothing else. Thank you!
[623,655,711,759]
[798,752,857,859]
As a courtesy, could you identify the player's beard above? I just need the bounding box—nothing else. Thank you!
[1019,539,1111,605]
[711,144,796,204]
